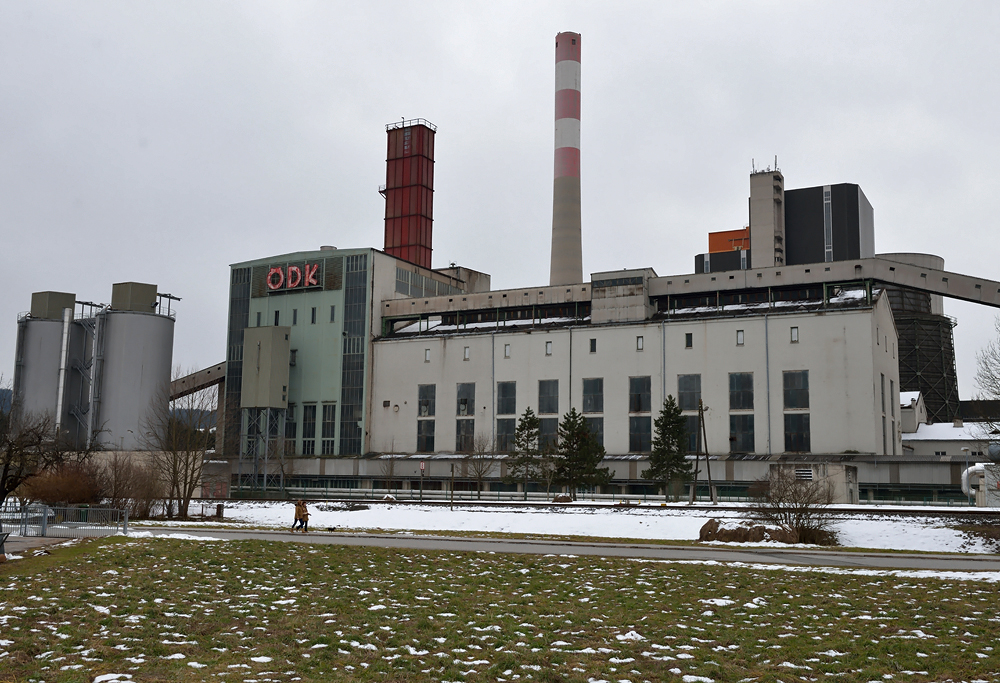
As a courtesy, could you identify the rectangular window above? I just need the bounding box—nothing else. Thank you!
[784,413,811,452]
[463,346,470,361]
[790,326,798,343]
[882,415,887,455]
[629,376,652,413]
[292,309,298,325]
[729,414,754,453]
[823,186,833,263]
[330,305,336,323]
[728,372,754,410]
[890,379,895,417]
[585,417,604,448]
[685,333,693,348]
[418,384,436,417]
[589,338,597,353]
[783,370,809,409]
[496,418,516,452]
[321,403,337,455]
[274,310,280,326]
[891,419,896,455]
[685,414,700,453]
[636,336,644,351]
[285,405,297,440]
[582,378,604,413]
[545,340,553,355]
[504,343,511,358]
[880,373,886,413]
[736,329,744,345]
[629,416,652,453]
[256,311,262,327]
[539,418,559,451]
[311,307,317,324]
[417,420,435,452]
[678,374,701,412]
[301,404,316,455]
[539,380,559,415]
[497,381,516,415]
[424,348,430,363]
[455,419,475,452]
[456,383,475,417]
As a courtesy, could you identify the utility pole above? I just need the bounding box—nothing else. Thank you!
[700,400,717,504]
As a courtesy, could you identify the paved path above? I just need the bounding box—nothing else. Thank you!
[140,527,1000,572]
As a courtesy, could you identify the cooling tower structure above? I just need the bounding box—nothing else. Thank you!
[549,32,583,286]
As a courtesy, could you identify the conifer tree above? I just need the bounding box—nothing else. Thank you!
[505,407,541,501]
[554,408,611,500]
[641,395,692,501]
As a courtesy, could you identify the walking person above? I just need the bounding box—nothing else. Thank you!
[298,500,310,533]
[291,500,304,532]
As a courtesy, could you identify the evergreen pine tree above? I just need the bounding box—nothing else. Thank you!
[641,394,692,501]
[554,408,611,500]
[504,407,541,501]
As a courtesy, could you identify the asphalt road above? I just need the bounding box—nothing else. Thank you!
[141,527,1000,572]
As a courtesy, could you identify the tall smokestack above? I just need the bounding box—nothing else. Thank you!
[382,119,436,270]
[549,32,582,286]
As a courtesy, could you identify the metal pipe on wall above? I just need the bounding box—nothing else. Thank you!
[54,307,72,435]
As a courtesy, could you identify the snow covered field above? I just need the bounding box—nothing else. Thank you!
[139,500,1000,554]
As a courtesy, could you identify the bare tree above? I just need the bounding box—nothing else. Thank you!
[974,316,1000,440]
[378,455,397,494]
[466,433,497,500]
[745,466,837,545]
[98,451,163,519]
[142,381,216,519]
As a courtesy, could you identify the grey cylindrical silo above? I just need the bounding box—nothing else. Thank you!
[13,317,65,422]
[93,310,175,451]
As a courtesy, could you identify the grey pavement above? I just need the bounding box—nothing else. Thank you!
[136,527,1000,572]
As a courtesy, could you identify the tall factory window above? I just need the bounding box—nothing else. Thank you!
[685,333,693,348]
[882,416,887,455]
[497,382,516,415]
[545,341,553,356]
[629,416,652,452]
[256,312,262,327]
[311,307,317,324]
[504,343,511,358]
[274,310,280,326]
[783,370,809,409]
[292,309,298,325]
[890,379,895,417]
[321,404,337,455]
[880,374,886,413]
[582,378,603,413]
[540,418,559,451]
[729,414,754,453]
[678,375,701,411]
[455,418,475,453]
[685,415,700,453]
[339,253,367,455]
[736,330,744,346]
[538,380,559,414]
[891,420,896,455]
[785,413,811,452]
[589,338,597,353]
[729,372,754,410]
[418,384,436,417]
[823,186,833,263]
[585,417,604,447]
[417,420,435,452]
[629,376,651,413]
[302,405,316,455]
[496,418,516,452]
[285,405,297,440]
[636,336,644,351]
[330,305,336,323]
[456,383,475,417]
[790,326,799,343]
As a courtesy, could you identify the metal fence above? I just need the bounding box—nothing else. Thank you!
[0,505,128,539]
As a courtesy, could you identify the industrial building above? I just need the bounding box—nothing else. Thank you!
[12,282,177,451]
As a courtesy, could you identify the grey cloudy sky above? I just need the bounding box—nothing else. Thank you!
[3,1,999,397]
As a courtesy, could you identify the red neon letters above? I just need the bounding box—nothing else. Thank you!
[267,263,321,291]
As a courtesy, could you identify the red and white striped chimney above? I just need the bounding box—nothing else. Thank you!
[549,31,583,286]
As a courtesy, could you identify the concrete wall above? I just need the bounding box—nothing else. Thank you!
[369,300,898,457]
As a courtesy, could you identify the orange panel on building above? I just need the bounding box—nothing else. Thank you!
[708,228,750,254]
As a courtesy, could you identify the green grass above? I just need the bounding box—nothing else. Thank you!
[1,536,999,682]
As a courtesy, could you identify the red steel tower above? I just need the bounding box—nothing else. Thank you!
[382,119,436,269]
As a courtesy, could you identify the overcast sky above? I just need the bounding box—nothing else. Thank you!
[3,1,1000,398]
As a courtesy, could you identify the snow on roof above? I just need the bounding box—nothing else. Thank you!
[901,421,996,442]
[394,316,585,336]
[900,391,921,406]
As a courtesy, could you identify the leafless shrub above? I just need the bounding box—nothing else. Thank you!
[21,461,104,506]
[746,466,838,545]
[466,433,497,500]
[99,452,163,519]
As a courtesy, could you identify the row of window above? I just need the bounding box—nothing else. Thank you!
[416,371,809,418]
[256,306,336,328]
[425,327,803,362]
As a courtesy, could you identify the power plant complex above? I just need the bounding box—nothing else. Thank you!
[10,33,1000,505]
